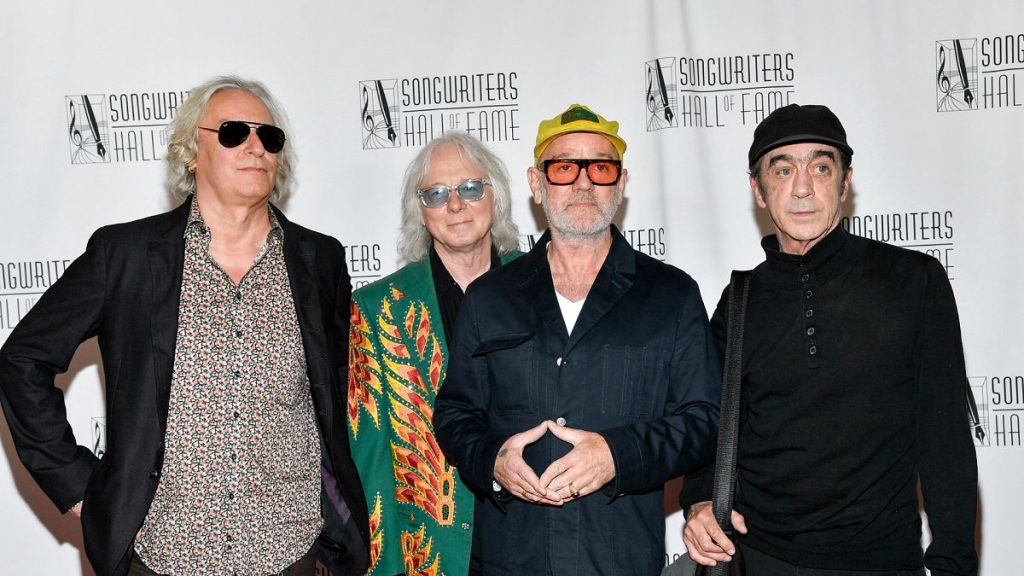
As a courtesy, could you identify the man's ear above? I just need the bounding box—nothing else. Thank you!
[527,167,545,205]
[840,166,854,202]
[751,174,767,209]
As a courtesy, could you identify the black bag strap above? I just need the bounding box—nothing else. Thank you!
[705,270,752,576]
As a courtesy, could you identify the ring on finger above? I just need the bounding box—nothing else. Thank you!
[568,481,580,498]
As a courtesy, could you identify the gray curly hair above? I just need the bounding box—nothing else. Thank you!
[397,132,520,263]
[165,75,295,202]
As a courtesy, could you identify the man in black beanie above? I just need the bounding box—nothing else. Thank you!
[680,104,979,575]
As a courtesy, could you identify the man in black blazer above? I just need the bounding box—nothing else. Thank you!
[434,103,721,575]
[0,76,368,575]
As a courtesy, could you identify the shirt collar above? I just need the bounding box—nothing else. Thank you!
[760,226,863,285]
[429,243,501,294]
[184,196,282,243]
[525,225,636,283]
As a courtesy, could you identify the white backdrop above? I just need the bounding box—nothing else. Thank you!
[2,1,1021,574]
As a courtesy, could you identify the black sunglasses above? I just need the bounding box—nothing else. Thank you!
[198,121,286,154]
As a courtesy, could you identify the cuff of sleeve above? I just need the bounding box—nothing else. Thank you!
[475,435,511,510]
[490,480,513,509]
[679,470,715,516]
[64,500,83,515]
[599,482,619,502]
[45,447,100,513]
[598,427,639,498]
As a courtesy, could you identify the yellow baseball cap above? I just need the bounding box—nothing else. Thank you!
[533,103,626,166]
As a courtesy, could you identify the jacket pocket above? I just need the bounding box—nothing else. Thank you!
[600,345,664,416]
[474,333,536,415]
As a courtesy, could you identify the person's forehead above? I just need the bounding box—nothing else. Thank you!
[203,89,271,123]
[421,144,484,182]
[765,141,841,162]
[541,132,618,159]
[432,143,485,170]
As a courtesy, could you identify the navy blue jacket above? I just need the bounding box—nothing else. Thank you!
[434,227,720,576]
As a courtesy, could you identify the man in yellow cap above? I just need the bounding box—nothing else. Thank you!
[435,104,721,574]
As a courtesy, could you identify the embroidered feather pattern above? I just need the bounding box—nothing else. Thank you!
[348,300,383,437]
[368,492,384,571]
[377,298,455,526]
[401,525,441,576]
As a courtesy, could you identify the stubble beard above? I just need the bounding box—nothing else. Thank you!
[541,184,623,244]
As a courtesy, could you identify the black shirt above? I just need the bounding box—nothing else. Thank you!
[428,244,501,345]
[681,227,978,575]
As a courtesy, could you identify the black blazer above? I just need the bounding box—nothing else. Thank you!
[434,227,721,575]
[0,197,369,576]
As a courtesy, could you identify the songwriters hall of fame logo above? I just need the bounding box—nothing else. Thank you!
[643,53,797,130]
[64,89,190,163]
[359,72,519,149]
[645,58,677,131]
[360,79,400,150]
[936,39,978,112]
[67,94,111,164]
[969,376,1024,448]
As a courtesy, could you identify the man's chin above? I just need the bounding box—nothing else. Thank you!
[552,221,612,240]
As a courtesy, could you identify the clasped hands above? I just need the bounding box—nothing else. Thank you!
[492,420,614,505]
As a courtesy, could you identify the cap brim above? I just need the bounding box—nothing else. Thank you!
[750,134,853,167]
[535,129,627,164]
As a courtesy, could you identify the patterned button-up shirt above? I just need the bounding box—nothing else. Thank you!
[135,200,322,575]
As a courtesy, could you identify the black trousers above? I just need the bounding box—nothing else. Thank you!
[128,544,318,576]
[740,542,926,576]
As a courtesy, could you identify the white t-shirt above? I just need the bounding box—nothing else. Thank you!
[555,291,586,334]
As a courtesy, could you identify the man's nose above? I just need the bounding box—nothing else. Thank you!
[792,168,813,198]
[446,189,465,212]
[243,126,266,156]
[573,166,594,190]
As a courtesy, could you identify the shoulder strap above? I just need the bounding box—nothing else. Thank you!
[710,270,752,532]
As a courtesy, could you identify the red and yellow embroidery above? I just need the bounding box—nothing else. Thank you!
[390,389,456,525]
[368,492,384,571]
[401,525,441,576]
[351,281,468,575]
[374,295,456,526]
[348,301,382,437]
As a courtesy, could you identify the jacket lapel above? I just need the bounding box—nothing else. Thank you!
[519,233,570,344]
[563,227,636,353]
[277,209,327,405]
[288,237,322,359]
[147,199,190,429]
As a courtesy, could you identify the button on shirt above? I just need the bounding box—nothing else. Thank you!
[135,201,322,575]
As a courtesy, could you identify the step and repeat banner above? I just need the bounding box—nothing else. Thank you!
[2,1,1021,573]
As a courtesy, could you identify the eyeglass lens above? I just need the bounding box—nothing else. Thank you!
[418,179,489,207]
[543,159,621,185]
[210,121,286,153]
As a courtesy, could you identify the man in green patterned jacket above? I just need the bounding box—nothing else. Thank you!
[347,132,521,575]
